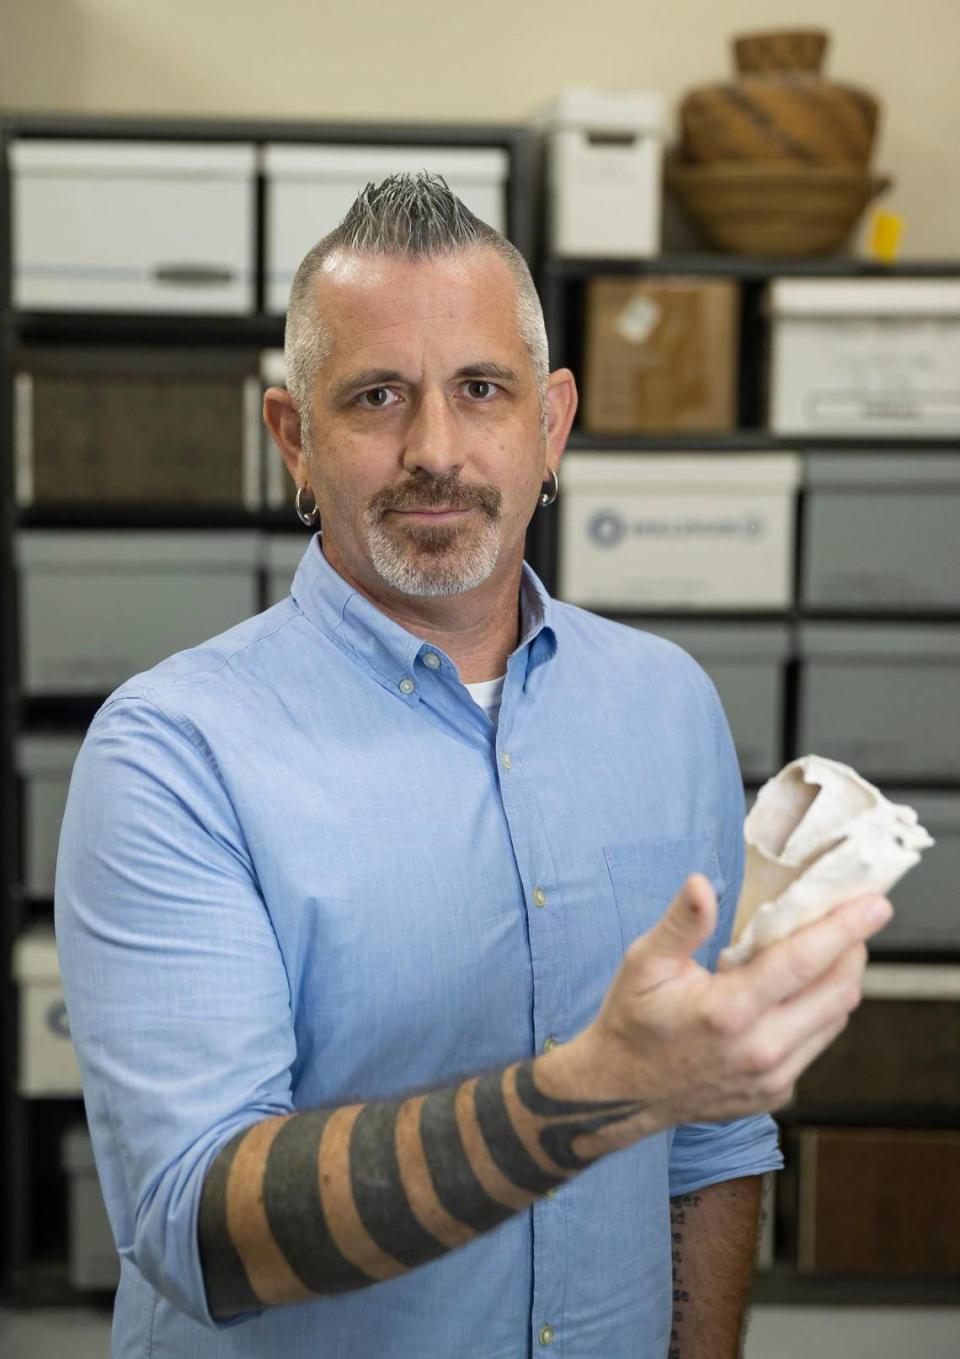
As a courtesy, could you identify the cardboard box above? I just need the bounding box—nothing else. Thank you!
[583,277,739,434]
[559,452,800,610]
[12,140,255,314]
[264,145,508,315]
[538,89,665,258]
[797,1126,960,1276]
[12,927,82,1096]
[767,278,960,436]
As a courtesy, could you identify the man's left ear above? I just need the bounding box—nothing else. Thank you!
[544,368,579,453]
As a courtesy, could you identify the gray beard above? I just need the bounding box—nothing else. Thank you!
[362,512,501,597]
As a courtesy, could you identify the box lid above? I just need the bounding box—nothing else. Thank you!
[805,453,960,488]
[12,926,61,982]
[863,964,960,1001]
[263,144,509,182]
[768,278,960,319]
[17,530,260,572]
[562,452,802,491]
[17,734,85,776]
[800,623,960,660]
[260,349,287,385]
[11,139,256,179]
[62,1124,97,1173]
[625,621,792,661]
[536,88,665,134]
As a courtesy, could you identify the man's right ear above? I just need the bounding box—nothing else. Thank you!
[263,387,305,483]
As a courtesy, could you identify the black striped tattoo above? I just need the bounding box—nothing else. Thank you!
[199,1058,649,1318]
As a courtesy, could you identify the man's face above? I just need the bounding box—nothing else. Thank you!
[281,247,564,601]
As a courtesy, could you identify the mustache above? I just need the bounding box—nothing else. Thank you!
[371,477,501,519]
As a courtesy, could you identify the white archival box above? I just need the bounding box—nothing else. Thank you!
[13,927,82,1096]
[538,88,665,258]
[264,144,510,314]
[767,278,960,436]
[12,140,256,314]
[558,453,801,610]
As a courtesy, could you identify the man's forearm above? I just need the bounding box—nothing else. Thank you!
[198,1055,647,1319]
[669,1175,764,1358]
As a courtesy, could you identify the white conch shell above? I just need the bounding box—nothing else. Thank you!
[720,755,934,967]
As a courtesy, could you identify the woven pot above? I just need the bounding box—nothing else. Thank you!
[665,159,892,256]
[734,28,829,74]
[680,74,879,167]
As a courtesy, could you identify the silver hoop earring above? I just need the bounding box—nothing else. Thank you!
[538,468,559,508]
[295,485,320,527]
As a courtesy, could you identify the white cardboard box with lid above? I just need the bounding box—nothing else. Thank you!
[558,453,801,609]
[12,927,82,1096]
[264,145,510,315]
[767,278,960,436]
[12,140,256,314]
[538,88,665,258]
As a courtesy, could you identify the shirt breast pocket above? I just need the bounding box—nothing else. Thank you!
[603,837,726,968]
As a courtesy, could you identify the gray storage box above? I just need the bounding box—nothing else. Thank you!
[797,624,960,779]
[266,534,312,607]
[18,531,260,694]
[62,1126,120,1291]
[17,734,85,897]
[874,793,960,952]
[622,621,790,779]
[802,454,960,610]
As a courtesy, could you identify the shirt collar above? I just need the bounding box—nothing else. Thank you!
[290,533,557,695]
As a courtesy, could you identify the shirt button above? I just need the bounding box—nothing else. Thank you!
[533,886,547,908]
[398,678,415,695]
[501,752,512,769]
[539,1324,556,1346]
[545,1187,557,1200]
[543,1036,558,1052]
[422,651,441,670]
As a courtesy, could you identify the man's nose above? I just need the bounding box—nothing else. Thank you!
[401,389,464,478]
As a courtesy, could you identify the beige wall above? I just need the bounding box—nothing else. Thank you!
[3,0,959,257]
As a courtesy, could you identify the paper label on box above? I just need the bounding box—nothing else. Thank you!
[614,295,662,345]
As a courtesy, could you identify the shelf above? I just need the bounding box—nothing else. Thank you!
[545,255,960,281]
[750,1263,960,1307]
[12,312,285,347]
[775,1104,960,1130]
[17,505,306,532]
[566,431,960,452]
[3,111,531,148]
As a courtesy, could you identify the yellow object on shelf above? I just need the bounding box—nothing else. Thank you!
[869,209,904,263]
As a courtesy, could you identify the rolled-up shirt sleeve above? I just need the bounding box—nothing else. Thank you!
[668,672,783,1197]
[54,694,296,1328]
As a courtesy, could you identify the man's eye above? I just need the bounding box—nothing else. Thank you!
[465,380,498,400]
[357,387,399,409]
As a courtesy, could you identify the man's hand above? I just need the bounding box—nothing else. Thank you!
[540,874,892,1153]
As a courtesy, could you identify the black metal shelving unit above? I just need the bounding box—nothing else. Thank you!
[0,110,535,1306]
[534,249,960,1305]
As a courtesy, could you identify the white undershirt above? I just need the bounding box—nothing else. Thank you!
[464,675,506,727]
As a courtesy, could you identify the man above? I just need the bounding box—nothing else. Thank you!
[55,175,891,1358]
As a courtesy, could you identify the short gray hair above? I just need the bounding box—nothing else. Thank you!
[284,173,549,439]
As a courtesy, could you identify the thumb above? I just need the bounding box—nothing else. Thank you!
[638,873,718,963]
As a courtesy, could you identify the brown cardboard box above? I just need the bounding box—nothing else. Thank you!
[797,1127,960,1276]
[795,997,960,1110]
[15,347,260,509]
[582,276,739,434]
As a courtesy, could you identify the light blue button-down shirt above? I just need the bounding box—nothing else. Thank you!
[55,534,781,1359]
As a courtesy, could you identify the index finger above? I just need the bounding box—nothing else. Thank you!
[718,894,892,1010]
